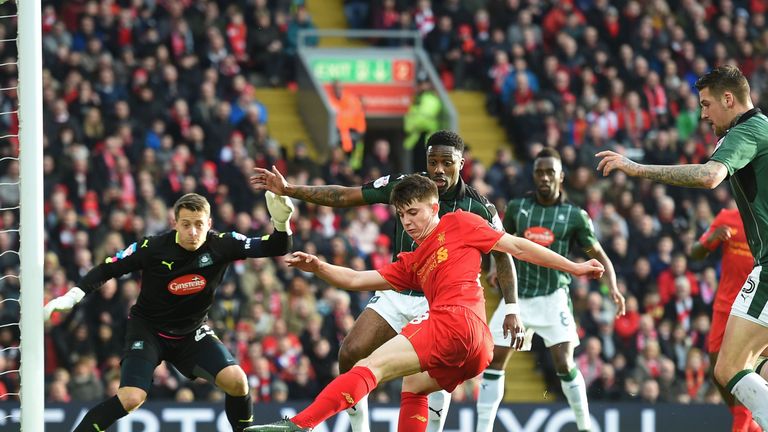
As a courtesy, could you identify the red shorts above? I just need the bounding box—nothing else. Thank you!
[708,308,729,353]
[400,305,493,392]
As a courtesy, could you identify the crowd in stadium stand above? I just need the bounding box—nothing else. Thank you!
[0,0,764,410]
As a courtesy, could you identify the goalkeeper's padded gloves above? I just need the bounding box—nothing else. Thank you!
[265,191,294,235]
[43,287,85,321]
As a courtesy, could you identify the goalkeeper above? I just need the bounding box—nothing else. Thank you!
[44,192,294,432]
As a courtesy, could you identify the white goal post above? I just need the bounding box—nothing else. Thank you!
[17,0,45,429]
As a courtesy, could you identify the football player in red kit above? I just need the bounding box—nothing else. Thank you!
[246,174,604,432]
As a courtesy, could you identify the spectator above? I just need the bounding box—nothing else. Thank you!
[639,378,662,403]
[576,337,605,388]
[68,355,104,402]
[403,77,442,172]
[588,362,623,402]
[663,276,707,333]
[327,80,366,159]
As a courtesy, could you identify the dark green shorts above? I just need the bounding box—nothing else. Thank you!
[120,317,237,391]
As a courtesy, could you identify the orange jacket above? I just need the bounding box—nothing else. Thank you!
[329,91,366,152]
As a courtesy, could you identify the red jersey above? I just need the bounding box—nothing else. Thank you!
[699,209,754,313]
[377,211,504,321]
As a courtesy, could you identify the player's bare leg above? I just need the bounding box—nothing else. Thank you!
[715,316,768,429]
[476,345,513,432]
[246,335,422,432]
[550,342,591,432]
[339,308,398,432]
[710,352,762,432]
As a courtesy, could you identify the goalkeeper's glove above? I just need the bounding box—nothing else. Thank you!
[265,191,294,234]
[43,287,85,321]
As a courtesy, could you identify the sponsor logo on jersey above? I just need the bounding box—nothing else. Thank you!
[523,226,555,247]
[167,274,207,295]
[368,295,380,304]
[373,175,390,188]
[131,341,144,350]
[410,414,427,423]
[230,232,247,241]
[198,253,213,268]
[437,231,445,244]
[342,392,355,404]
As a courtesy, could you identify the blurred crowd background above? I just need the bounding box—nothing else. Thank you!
[0,0,764,409]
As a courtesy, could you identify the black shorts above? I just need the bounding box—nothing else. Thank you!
[120,317,238,391]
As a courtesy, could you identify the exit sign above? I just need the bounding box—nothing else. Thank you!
[310,58,414,84]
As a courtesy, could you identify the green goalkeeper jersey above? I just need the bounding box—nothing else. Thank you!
[503,196,597,298]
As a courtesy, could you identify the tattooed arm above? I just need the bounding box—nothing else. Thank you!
[491,250,525,344]
[492,251,518,305]
[596,151,728,189]
[284,184,365,207]
[250,166,366,207]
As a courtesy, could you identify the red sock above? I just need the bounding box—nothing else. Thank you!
[398,392,429,432]
[732,405,752,432]
[292,366,378,429]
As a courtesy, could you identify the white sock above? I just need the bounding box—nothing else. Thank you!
[476,369,505,432]
[426,389,451,432]
[730,370,768,430]
[559,368,591,431]
[346,394,370,432]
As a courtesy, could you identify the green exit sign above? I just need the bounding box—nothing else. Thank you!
[310,59,394,83]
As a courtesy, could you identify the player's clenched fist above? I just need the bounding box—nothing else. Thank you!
[575,259,605,279]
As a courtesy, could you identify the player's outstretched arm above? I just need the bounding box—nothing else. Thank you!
[250,165,366,207]
[491,250,525,344]
[44,239,148,321]
[286,251,392,291]
[493,234,605,279]
[596,151,727,189]
[585,243,625,316]
[691,225,731,260]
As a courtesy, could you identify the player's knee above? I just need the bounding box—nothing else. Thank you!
[117,387,147,412]
[552,355,572,375]
[216,366,249,396]
[339,340,368,373]
[714,359,737,387]
[488,347,512,370]
[352,356,385,380]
